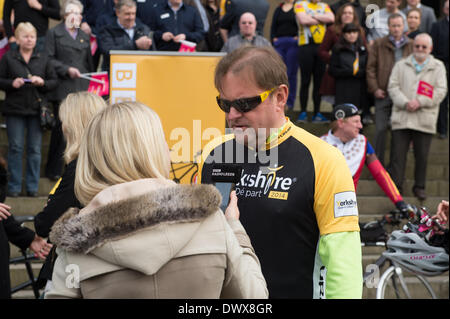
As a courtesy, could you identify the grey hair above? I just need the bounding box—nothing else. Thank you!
[414,33,433,47]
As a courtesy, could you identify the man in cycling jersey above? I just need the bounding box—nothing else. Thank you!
[321,103,408,212]
[199,46,362,298]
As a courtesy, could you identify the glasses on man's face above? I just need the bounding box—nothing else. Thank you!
[414,44,428,49]
[216,87,276,113]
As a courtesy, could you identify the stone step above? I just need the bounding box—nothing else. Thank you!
[359,163,448,181]
[9,263,43,292]
[9,262,448,299]
[356,196,447,215]
[357,179,449,197]
[4,196,49,216]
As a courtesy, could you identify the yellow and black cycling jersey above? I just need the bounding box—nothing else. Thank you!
[199,119,362,298]
[294,0,331,45]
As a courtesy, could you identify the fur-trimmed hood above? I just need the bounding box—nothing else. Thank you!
[50,179,223,276]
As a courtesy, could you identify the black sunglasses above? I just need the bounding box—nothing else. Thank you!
[216,88,276,113]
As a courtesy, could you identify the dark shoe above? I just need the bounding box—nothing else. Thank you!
[27,191,38,197]
[438,133,447,139]
[7,191,19,198]
[46,174,61,181]
[412,186,426,201]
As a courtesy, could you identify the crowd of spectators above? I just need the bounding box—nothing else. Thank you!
[0,0,447,206]
[0,0,448,300]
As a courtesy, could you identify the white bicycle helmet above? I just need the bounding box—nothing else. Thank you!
[383,230,449,276]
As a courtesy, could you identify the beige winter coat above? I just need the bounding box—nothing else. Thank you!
[45,179,268,299]
[387,54,448,134]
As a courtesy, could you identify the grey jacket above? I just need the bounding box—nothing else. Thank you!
[45,23,95,102]
[221,34,271,53]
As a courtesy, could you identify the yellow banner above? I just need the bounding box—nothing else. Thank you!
[110,52,226,184]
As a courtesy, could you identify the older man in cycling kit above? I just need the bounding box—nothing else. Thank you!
[321,103,409,213]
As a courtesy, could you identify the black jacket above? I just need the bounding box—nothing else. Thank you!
[220,0,269,37]
[0,47,58,117]
[45,23,95,102]
[80,0,115,35]
[329,40,368,108]
[2,0,60,39]
[34,160,81,238]
[430,18,449,71]
[0,214,35,299]
[150,2,205,51]
[98,19,152,71]
[34,159,82,285]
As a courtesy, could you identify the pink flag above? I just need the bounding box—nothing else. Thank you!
[87,72,109,96]
[178,40,196,52]
[417,80,434,99]
[0,37,10,61]
[90,35,98,56]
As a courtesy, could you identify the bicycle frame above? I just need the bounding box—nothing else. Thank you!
[10,250,40,298]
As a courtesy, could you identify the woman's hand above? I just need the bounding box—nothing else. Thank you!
[67,67,81,79]
[0,203,11,220]
[12,77,25,89]
[224,190,240,221]
[30,75,44,86]
[29,235,53,260]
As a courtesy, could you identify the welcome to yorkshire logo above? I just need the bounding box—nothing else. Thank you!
[336,199,357,208]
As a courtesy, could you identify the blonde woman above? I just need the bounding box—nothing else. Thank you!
[0,22,58,197]
[46,102,268,299]
[33,92,107,295]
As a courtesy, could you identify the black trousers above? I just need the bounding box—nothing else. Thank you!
[388,129,432,192]
[45,101,66,178]
[298,43,326,114]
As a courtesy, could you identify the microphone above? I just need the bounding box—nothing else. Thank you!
[210,164,243,212]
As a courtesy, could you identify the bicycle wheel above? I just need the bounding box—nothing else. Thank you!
[376,266,437,299]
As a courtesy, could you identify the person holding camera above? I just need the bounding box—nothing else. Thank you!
[0,22,57,197]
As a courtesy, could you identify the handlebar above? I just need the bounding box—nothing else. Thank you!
[14,215,35,224]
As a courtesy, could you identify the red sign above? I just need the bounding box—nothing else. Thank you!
[88,72,109,96]
[179,40,196,52]
[417,81,434,99]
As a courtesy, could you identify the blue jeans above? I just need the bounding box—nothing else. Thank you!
[6,116,42,193]
[273,36,299,108]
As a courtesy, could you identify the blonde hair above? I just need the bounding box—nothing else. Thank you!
[14,22,37,39]
[59,92,107,164]
[75,102,171,206]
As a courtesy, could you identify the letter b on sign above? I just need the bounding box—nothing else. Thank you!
[112,63,137,88]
